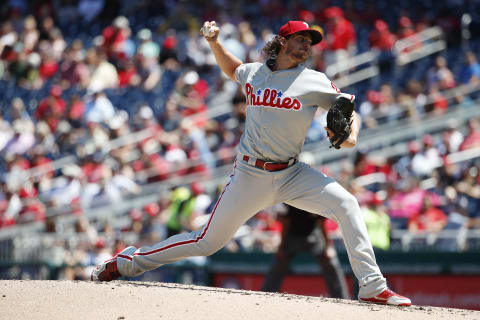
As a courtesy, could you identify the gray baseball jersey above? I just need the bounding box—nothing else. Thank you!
[235,62,354,162]
[115,62,388,299]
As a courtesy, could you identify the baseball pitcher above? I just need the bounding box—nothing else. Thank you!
[92,20,411,306]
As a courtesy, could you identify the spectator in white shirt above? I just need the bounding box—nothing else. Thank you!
[2,120,35,156]
[50,164,83,208]
[85,90,115,124]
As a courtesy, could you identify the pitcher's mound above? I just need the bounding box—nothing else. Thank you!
[0,280,478,320]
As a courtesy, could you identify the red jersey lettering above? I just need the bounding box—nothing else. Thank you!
[245,83,302,111]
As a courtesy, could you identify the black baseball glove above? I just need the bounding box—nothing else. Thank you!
[326,97,355,149]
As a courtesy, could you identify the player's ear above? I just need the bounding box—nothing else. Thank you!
[278,36,287,47]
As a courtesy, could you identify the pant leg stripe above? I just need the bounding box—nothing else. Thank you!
[130,160,237,258]
[117,254,132,261]
[134,183,228,256]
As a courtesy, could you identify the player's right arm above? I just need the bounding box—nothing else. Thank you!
[201,21,243,82]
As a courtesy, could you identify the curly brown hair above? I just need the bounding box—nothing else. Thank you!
[262,35,286,60]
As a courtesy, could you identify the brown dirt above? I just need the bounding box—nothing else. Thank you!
[0,280,478,320]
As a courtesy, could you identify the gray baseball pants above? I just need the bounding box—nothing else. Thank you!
[116,155,387,298]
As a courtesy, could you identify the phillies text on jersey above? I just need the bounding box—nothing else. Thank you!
[245,83,303,110]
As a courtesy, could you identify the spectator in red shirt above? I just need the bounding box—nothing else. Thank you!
[323,6,356,67]
[67,94,86,128]
[173,70,209,129]
[136,151,170,183]
[35,85,66,131]
[18,177,38,199]
[426,85,449,115]
[81,152,107,183]
[353,151,377,177]
[397,16,416,40]
[369,20,396,51]
[17,199,46,224]
[39,52,59,79]
[117,58,139,87]
[396,16,422,53]
[102,16,130,59]
[459,119,480,151]
[408,194,447,233]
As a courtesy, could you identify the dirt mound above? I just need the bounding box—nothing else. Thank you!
[0,280,478,320]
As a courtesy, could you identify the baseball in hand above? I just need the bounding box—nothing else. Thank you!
[201,21,217,38]
[203,26,215,37]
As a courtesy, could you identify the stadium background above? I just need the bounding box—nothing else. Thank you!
[0,0,479,311]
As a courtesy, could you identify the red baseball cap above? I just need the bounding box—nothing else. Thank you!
[279,21,323,45]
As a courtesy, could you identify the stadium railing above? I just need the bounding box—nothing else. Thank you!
[394,26,447,66]
[325,26,446,89]
[353,145,480,189]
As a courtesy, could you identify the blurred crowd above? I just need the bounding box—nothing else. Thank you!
[0,0,480,279]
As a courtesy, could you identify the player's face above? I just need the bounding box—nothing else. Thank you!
[285,32,312,63]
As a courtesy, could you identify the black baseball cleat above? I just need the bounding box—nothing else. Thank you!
[91,257,121,282]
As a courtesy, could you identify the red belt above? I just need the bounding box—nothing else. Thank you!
[242,155,295,172]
